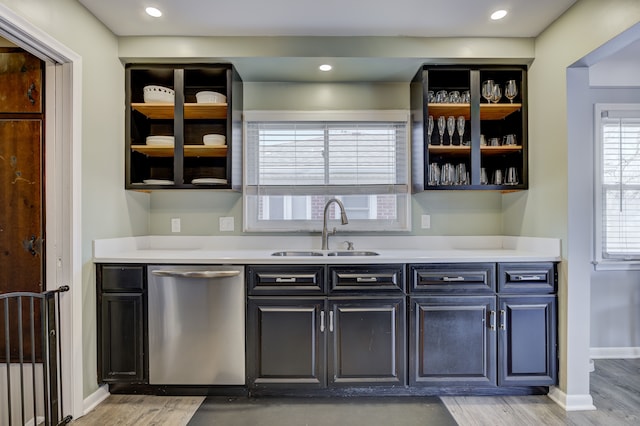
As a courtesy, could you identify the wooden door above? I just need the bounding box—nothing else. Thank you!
[0,47,44,362]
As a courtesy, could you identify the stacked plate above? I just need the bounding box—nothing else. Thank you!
[146,136,174,146]
[191,178,228,185]
[203,134,226,146]
[195,91,226,103]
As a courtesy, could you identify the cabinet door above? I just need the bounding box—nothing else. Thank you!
[410,296,496,386]
[98,293,146,383]
[328,298,406,386]
[247,298,326,389]
[498,295,557,386]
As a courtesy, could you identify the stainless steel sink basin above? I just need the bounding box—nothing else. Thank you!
[327,251,379,256]
[271,251,324,257]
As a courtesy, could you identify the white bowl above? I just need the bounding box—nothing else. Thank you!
[143,85,175,103]
[203,134,226,146]
[196,91,226,104]
[146,135,174,146]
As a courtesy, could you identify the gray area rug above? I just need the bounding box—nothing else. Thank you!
[188,396,457,426]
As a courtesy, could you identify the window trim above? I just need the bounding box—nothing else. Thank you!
[594,103,640,270]
[242,110,411,232]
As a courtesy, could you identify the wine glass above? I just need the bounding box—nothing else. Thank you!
[505,80,518,103]
[482,80,494,104]
[446,116,455,145]
[456,116,465,145]
[491,84,502,103]
[427,115,434,145]
[437,116,445,145]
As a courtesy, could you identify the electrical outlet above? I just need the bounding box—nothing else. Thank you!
[421,214,431,229]
[219,216,235,232]
[171,217,181,233]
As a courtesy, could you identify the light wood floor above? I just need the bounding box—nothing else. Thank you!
[72,359,639,425]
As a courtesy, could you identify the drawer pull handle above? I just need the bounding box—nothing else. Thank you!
[151,270,240,279]
[320,310,325,332]
[442,276,465,282]
[356,277,378,283]
[512,274,545,281]
[275,277,296,283]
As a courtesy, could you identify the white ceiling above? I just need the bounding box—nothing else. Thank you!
[78,0,583,81]
[78,0,577,38]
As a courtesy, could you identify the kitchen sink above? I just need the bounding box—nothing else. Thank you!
[271,251,324,257]
[327,251,379,256]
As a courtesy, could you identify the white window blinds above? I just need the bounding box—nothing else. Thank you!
[243,111,410,232]
[596,105,640,260]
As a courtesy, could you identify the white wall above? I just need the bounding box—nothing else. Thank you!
[0,0,150,399]
[506,0,640,408]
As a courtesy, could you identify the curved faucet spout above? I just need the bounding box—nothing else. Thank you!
[322,198,349,250]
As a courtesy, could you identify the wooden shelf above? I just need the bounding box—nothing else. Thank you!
[479,103,522,120]
[481,145,522,155]
[429,145,470,155]
[427,103,521,121]
[428,104,471,120]
[131,145,228,158]
[131,103,228,119]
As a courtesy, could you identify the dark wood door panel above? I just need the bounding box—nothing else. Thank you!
[0,49,42,113]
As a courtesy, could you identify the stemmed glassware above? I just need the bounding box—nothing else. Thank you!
[482,80,494,104]
[446,116,455,145]
[427,115,434,145]
[491,84,502,103]
[505,80,518,103]
[437,116,446,145]
[456,116,465,145]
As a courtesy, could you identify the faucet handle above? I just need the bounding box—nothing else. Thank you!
[344,240,354,250]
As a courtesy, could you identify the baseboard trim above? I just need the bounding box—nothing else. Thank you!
[82,384,110,416]
[590,347,640,359]
[547,386,596,411]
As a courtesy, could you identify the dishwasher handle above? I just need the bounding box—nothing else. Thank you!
[151,270,241,279]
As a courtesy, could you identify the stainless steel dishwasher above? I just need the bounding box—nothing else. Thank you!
[147,264,245,385]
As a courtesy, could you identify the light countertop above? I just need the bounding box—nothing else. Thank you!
[93,235,561,264]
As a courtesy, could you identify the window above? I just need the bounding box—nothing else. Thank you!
[243,111,410,232]
[595,104,640,263]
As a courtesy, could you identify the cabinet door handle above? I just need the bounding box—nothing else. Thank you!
[329,310,334,332]
[500,309,507,331]
[320,310,325,332]
[356,276,378,283]
[489,310,496,331]
[442,276,465,282]
[275,277,296,283]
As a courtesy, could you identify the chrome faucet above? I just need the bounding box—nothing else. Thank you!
[322,198,349,250]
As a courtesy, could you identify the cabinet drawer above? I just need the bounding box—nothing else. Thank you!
[409,263,496,294]
[99,264,145,292]
[498,262,557,294]
[329,265,404,294]
[247,265,325,295]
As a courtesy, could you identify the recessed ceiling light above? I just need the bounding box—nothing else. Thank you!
[491,9,508,20]
[319,64,332,72]
[145,7,162,18]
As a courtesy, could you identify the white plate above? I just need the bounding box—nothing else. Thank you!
[143,179,174,185]
[146,136,174,146]
[191,178,227,185]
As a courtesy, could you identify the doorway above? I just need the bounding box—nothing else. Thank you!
[0,44,45,362]
[0,3,83,421]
